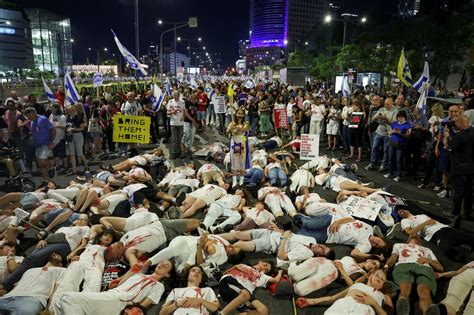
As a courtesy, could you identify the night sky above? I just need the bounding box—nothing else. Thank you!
[19,0,398,67]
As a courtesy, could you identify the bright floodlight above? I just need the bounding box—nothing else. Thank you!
[324,15,332,23]
[305,41,309,45]
[283,39,288,45]
[361,17,367,23]
[6,21,11,25]
[203,46,206,50]
[198,37,202,41]
[88,47,92,51]
[177,37,181,41]
[70,38,74,43]
[104,48,108,51]
[158,19,163,25]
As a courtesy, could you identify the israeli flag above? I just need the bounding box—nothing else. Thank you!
[413,59,430,93]
[151,83,165,112]
[244,79,255,90]
[64,72,80,106]
[415,83,428,114]
[190,76,198,89]
[165,78,172,96]
[41,77,57,103]
[111,29,148,76]
[342,75,351,97]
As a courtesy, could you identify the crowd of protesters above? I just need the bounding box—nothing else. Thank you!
[0,78,472,315]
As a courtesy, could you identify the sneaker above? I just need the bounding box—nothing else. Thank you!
[387,222,402,239]
[175,193,186,207]
[210,226,223,234]
[378,166,387,172]
[437,190,447,198]
[425,304,440,315]
[396,296,410,315]
[393,176,400,182]
[364,164,375,171]
[383,173,391,178]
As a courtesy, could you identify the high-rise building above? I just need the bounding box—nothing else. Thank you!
[247,0,328,67]
[0,8,33,72]
[398,0,421,17]
[239,39,250,59]
[25,8,73,75]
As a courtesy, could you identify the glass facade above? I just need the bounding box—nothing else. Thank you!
[249,0,288,48]
[25,8,72,75]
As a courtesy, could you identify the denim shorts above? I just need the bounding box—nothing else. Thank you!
[197,111,206,120]
[36,145,52,160]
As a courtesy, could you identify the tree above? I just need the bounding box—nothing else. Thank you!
[287,50,313,67]
[309,54,334,80]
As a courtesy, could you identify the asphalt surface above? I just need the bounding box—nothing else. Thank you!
[0,125,471,315]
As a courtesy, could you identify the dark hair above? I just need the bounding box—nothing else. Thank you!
[396,111,407,119]
[325,249,336,261]
[119,304,146,315]
[184,265,208,287]
[227,250,245,265]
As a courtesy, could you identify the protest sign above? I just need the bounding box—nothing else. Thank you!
[112,114,150,143]
[93,72,103,87]
[340,196,382,221]
[213,95,226,114]
[349,112,363,128]
[300,134,319,160]
[274,108,288,128]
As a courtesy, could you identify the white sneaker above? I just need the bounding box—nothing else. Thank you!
[393,176,400,182]
[383,173,391,178]
[437,190,447,198]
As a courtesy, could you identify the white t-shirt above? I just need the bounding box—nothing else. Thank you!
[392,243,437,266]
[287,102,295,118]
[121,221,166,252]
[197,164,220,175]
[104,193,128,214]
[268,136,282,147]
[170,178,200,189]
[3,266,65,307]
[206,235,229,266]
[327,219,373,253]
[166,99,185,126]
[295,193,321,207]
[122,183,147,198]
[165,286,217,315]
[222,265,271,293]
[217,194,241,209]
[124,210,159,232]
[49,113,67,143]
[285,234,316,262]
[245,207,275,225]
[339,256,365,277]
[111,273,164,305]
[0,255,24,283]
[400,215,448,241]
[78,244,106,270]
[56,226,90,250]
[266,161,282,171]
[310,104,325,121]
[121,101,142,116]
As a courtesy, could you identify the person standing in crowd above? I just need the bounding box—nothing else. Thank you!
[384,111,411,182]
[347,100,366,162]
[65,105,88,176]
[365,97,398,172]
[24,107,55,181]
[326,100,341,150]
[309,96,325,135]
[54,86,65,108]
[49,103,68,173]
[287,96,295,138]
[340,96,353,153]
[259,95,272,137]
[99,100,118,154]
[444,115,474,226]
[367,94,383,148]
[167,90,185,159]
[88,99,103,158]
[2,99,21,145]
[120,92,143,156]
[183,93,199,155]
[406,108,429,181]
[142,90,158,144]
[227,108,250,187]
[246,95,259,136]
[197,86,208,128]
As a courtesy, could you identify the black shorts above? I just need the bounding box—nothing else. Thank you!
[52,139,67,158]
[133,187,158,204]
[219,276,252,303]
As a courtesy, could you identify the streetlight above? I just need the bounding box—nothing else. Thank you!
[198,37,202,42]
[361,17,367,23]
[324,13,367,47]
[177,37,181,41]
[70,38,74,43]
[88,47,108,72]
[324,15,332,23]
[158,17,198,77]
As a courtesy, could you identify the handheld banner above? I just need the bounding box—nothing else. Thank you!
[300,134,320,160]
[113,114,151,143]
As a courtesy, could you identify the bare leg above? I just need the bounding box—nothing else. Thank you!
[339,181,380,194]
[180,196,196,212]
[79,155,88,169]
[417,284,432,314]
[74,188,89,211]
[0,193,22,208]
[234,240,256,252]
[70,155,77,174]
[181,199,207,218]
[221,290,251,315]
[78,190,99,213]
[185,219,200,232]
[219,230,253,242]
[45,209,73,232]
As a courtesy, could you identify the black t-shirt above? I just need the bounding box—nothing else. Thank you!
[33,103,46,116]
[67,114,83,131]
[101,259,130,290]
[185,100,198,123]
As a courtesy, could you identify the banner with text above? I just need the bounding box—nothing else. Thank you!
[300,134,320,160]
[340,196,382,221]
[113,114,151,143]
[213,96,226,114]
[274,108,288,129]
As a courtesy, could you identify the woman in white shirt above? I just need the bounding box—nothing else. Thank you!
[296,269,392,315]
[160,265,219,315]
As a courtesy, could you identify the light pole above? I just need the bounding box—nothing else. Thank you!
[158,17,198,77]
[177,37,203,66]
[89,47,108,72]
[324,13,367,47]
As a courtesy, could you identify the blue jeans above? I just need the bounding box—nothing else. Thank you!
[388,143,405,177]
[248,116,258,136]
[342,125,350,151]
[268,167,287,186]
[370,133,389,167]
[295,213,332,242]
[2,243,71,291]
[0,296,44,315]
[244,168,264,186]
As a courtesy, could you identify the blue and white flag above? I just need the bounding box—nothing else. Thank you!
[151,83,165,112]
[64,72,80,106]
[415,83,428,114]
[165,78,172,96]
[41,77,57,103]
[111,29,148,76]
[342,75,351,97]
[189,76,198,89]
[413,58,430,93]
[244,79,255,90]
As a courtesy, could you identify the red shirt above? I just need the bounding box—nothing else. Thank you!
[197,92,208,112]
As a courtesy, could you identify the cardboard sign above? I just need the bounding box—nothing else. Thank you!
[92,72,103,87]
[112,114,150,143]
[340,196,382,221]
[274,108,288,129]
[349,112,363,128]
[300,134,320,160]
[213,96,226,114]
